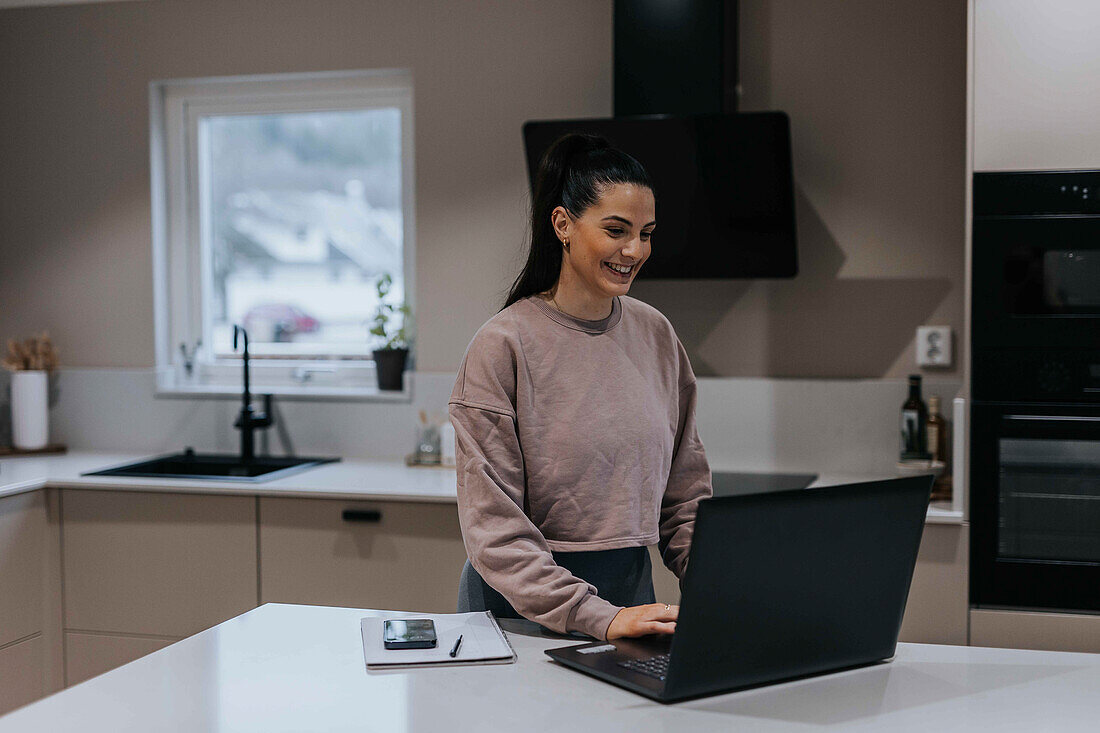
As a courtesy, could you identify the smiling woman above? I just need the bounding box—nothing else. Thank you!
[448,134,713,642]
[543,182,656,313]
[511,134,656,319]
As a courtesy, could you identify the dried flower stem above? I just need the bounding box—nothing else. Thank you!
[3,332,59,372]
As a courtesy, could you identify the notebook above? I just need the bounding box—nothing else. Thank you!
[360,610,517,669]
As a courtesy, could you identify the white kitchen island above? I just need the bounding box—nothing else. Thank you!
[0,603,1096,732]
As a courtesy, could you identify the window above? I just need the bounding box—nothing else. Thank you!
[150,69,415,397]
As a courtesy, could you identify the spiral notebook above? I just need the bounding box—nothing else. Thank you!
[360,610,517,669]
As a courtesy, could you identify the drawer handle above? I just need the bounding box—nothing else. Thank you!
[342,509,382,523]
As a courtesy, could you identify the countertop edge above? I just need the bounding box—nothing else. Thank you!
[0,453,965,523]
[30,479,461,504]
[0,464,963,521]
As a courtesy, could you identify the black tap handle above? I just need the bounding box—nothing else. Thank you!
[233,325,251,402]
[233,324,255,462]
[233,325,249,352]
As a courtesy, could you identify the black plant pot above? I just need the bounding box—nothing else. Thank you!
[373,348,409,391]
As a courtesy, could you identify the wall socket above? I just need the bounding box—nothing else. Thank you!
[916,326,952,367]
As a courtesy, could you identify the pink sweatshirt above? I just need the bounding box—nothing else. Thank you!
[448,294,713,640]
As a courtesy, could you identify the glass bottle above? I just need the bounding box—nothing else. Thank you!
[900,375,930,460]
[927,395,953,501]
[926,396,946,463]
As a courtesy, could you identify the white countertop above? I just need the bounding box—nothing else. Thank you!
[0,451,964,521]
[0,602,1094,732]
[0,451,459,503]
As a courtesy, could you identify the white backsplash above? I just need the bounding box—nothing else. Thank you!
[2,368,961,475]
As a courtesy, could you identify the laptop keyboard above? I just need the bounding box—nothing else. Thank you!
[617,653,670,681]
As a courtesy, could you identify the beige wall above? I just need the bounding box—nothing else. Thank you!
[0,0,964,378]
[669,0,965,378]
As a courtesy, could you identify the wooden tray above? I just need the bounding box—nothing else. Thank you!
[0,443,68,457]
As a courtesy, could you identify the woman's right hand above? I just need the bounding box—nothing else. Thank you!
[606,603,679,639]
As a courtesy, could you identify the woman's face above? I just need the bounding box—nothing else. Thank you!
[552,182,655,299]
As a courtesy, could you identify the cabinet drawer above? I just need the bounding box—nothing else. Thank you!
[62,490,257,637]
[898,523,969,645]
[0,492,47,647]
[970,609,1100,654]
[64,632,178,687]
[260,497,466,612]
[0,635,44,716]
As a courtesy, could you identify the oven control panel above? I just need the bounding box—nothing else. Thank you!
[973,350,1100,403]
[975,170,1100,216]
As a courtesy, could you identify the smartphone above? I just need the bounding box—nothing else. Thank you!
[383,619,437,649]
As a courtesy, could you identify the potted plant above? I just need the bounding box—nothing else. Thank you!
[3,332,59,450]
[369,272,412,391]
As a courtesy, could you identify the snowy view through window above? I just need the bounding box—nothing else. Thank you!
[201,108,404,357]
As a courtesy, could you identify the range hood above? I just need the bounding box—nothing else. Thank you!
[523,0,798,279]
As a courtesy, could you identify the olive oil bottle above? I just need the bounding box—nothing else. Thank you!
[899,375,930,460]
[927,395,953,501]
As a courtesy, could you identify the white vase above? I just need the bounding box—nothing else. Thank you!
[11,370,49,450]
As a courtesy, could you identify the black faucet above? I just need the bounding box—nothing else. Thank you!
[232,325,273,463]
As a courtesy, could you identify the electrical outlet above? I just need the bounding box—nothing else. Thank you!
[916,326,952,367]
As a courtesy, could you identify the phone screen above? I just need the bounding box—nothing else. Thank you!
[383,619,437,648]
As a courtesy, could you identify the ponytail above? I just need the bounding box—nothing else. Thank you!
[501,133,653,311]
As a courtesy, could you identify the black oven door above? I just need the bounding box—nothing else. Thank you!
[971,403,1100,612]
[972,213,1100,403]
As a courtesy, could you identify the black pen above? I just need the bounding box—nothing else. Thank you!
[449,634,463,658]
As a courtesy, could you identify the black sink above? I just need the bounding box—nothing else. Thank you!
[84,451,340,482]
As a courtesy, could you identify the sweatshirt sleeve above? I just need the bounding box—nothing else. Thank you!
[449,323,623,640]
[657,340,713,580]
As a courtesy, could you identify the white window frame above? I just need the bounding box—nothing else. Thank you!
[149,69,416,400]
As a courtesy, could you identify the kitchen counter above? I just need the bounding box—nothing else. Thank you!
[0,602,1094,732]
[0,450,458,503]
[0,451,964,522]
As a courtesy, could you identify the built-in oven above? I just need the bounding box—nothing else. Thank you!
[971,170,1100,613]
[973,170,1100,403]
[970,403,1100,612]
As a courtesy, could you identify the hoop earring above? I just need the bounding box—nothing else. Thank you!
[562,238,570,251]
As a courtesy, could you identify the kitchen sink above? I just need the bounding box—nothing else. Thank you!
[83,450,340,482]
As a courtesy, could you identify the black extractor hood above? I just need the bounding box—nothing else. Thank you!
[523,0,798,279]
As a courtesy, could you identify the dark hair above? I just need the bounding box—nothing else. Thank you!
[501,133,653,311]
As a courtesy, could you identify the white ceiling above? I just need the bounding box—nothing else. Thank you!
[0,0,149,8]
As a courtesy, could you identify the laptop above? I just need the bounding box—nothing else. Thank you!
[545,475,934,703]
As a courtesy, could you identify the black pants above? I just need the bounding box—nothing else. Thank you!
[457,546,656,636]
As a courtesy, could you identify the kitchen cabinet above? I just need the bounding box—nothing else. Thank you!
[0,636,44,716]
[259,497,467,612]
[63,632,179,687]
[0,489,59,715]
[898,523,969,645]
[62,490,257,638]
[970,609,1100,654]
[0,490,46,647]
[973,0,1100,170]
[0,491,47,647]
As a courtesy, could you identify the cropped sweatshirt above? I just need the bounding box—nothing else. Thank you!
[448,293,713,640]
